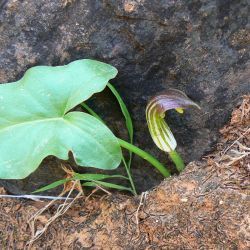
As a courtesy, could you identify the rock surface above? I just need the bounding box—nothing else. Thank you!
[0,0,249,193]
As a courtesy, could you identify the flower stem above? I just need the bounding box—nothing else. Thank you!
[168,150,185,172]
[118,138,171,177]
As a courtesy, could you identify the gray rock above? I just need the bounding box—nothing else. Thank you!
[0,0,249,194]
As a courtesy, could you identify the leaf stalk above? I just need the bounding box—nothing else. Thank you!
[118,138,170,177]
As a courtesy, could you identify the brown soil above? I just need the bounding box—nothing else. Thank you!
[0,96,249,249]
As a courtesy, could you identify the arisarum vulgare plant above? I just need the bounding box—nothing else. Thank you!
[146,89,200,172]
[0,57,200,195]
[0,58,170,195]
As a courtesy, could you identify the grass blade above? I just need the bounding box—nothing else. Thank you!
[107,82,134,168]
[107,82,133,143]
[82,180,133,192]
[73,173,128,181]
[32,179,71,193]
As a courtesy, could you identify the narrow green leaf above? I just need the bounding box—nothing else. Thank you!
[82,180,133,192]
[107,82,134,168]
[73,173,128,181]
[107,82,133,143]
[32,179,71,193]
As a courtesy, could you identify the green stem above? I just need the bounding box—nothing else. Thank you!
[168,150,185,172]
[122,157,137,195]
[81,103,102,121]
[118,138,170,177]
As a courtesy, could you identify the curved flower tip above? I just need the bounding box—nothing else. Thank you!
[146,89,200,152]
[147,89,201,116]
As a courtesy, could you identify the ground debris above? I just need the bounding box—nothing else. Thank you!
[0,95,249,249]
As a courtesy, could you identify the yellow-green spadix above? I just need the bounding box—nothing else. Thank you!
[146,89,200,152]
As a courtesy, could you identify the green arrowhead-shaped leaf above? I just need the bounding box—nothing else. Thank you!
[0,59,122,179]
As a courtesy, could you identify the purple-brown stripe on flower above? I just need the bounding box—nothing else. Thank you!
[146,89,200,152]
